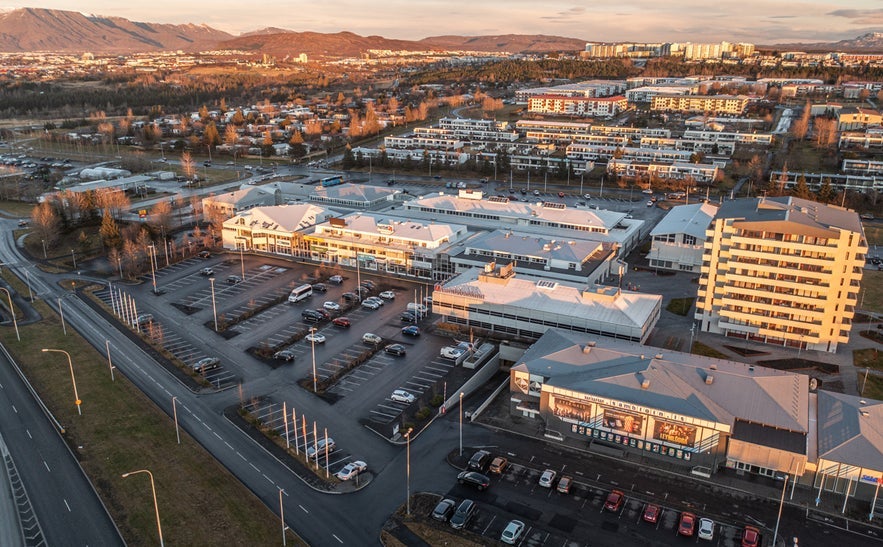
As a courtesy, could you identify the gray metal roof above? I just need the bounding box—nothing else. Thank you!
[715,196,863,235]
[650,202,718,239]
[513,329,809,432]
[817,391,883,470]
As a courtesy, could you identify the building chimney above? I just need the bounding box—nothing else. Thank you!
[705,374,714,385]
[641,379,651,389]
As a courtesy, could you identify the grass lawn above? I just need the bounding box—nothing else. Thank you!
[692,341,729,359]
[855,348,883,371]
[860,374,883,401]
[666,297,695,316]
[861,269,883,314]
[0,271,301,546]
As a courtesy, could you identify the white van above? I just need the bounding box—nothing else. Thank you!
[406,303,428,314]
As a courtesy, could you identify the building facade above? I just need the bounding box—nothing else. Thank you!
[695,197,866,352]
[648,203,718,273]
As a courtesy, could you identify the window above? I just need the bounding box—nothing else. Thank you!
[683,234,696,245]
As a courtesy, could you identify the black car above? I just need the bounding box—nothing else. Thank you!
[450,499,477,530]
[301,310,324,322]
[467,449,492,472]
[457,471,490,491]
[312,283,327,293]
[384,344,407,356]
[342,292,357,302]
[431,498,456,522]
[273,350,295,362]
[314,308,331,319]
[400,311,417,323]
[197,250,211,258]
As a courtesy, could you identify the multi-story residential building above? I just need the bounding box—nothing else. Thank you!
[626,85,694,103]
[650,94,751,115]
[767,171,883,193]
[837,107,883,131]
[839,128,883,149]
[607,160,720,184]
[566,143,695,164]
[842,158,883,176]
[528,95,628,118]
[695,197,866,353]
[515,80,627,103]
[647,203,718,273]
[681,130,774,146]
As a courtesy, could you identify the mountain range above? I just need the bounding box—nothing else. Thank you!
[0,8,880,56]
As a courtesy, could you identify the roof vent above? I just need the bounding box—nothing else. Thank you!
[748,366,755,372]
[710,364,717,370]
[582,345,592,354]
[640,354,645,360]
[586,341,597,347]
[860,410,870,417]
[655,353,663,360]
[705,374,714,385]
[641,379,651,389]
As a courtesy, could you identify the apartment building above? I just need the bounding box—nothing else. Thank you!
[528,95,628,118]
[695,197,866,353]
[566,143,695,164]
[837,108,883,131]
[839,129,883,149]
[650,95,751,115]
[607,160,720,184]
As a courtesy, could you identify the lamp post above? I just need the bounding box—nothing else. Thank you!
[459,392,464,456]
[121,469,164,547]
[580,171,584,197]
[148,245,157,294]
[239,244,245,280]
[772,473,789,547]
[279,487,287,546]
[310,327,318,393]
[172,396,180,445]
[41,239,47,259]
[70,249,76,270]
[209,277,218,332]
[0,287,19,341]
[41,348,80,415]
[405,427,413,516]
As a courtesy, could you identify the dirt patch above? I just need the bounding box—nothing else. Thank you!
[756,358,839,374]
[723,345,770,357]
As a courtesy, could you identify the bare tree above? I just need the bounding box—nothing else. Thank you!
[150,200,173,235]
[181,151,195,181]
[30,201,60,248]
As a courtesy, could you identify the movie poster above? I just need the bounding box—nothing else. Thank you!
[550,395,592,424]
[602,408,644,435]
[653,420,697,447]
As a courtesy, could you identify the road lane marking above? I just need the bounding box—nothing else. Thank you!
[43,460,51,472]
[332,533,343,543]
[299,504,309,513]
[250,462,260,472]
[11,405,17,413]
[64,499,71,512]
[26,430,32,439]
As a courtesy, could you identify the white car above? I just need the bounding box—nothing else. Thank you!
[335,460,367,481]
[538,469,557,487]
[362,333,382,345]
[698,518,714,540]
[501,520,525,544]
[379,290,395,300]
[390,389,416,404]
[440,346,466,360]
[365,296,384,306]
[361,299,380,310]
[306,437,335,458]
[305,332,326,344]
[323,301,340,311]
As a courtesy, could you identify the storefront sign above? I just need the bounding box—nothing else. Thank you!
[653,420,697,447]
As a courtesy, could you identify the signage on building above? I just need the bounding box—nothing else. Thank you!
[602,408,644,435]
[550,394,592,424]
[653,420,697,447]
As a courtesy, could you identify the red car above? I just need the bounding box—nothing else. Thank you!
[678,512,696,536]
[332,317,351,328]
[642,504,660,524]
[741,525,760,547]
[604,490,624,512]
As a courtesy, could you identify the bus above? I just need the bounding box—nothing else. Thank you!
[321,176,344,187]
[288,284,313,303]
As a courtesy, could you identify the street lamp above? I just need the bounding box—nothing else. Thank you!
[172,396,180,445]
[0,287,19,341]
[459,392,464,456]
[121,469,164,547]
[148,244,157,294]
[209,277,218,332]
[70,249,76,270]
[772,473,789,546]
[41,239,47,259]
[239,244,245,281]
[41,348,80,415]
[310,327,318,393]
[405,427,413,516]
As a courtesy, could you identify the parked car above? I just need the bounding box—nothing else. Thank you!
[323,301,340,311]
[457,470,490,491]
[678,512,696,537]
[342,292,357,301]
[199,267,214,276]
[384,344,407,356]
[361,299,380,310]
[440,346,466,360]
[197,250,211,258]
[312,283,327,293]
[313,308,331,319]
[467,450,492,472]
[642,504,660,524]
[306,437,335,458]
[332,317,351,328]
[192,357,220,373]
[390,389,415,403]
[558,191,565,198]
[305,332,326,344]
[449,499,476,530]
[335,460,367,481]
[488,457,508,475]
[328,275,343,284]
[135,313,154,326]
[226,274,242,285]
[538,469,557,488]
[698,518,714,540]
[365,296,384,306]
[273,350,295,362]
[500,519,525,545]
[401,325,420,337]
[741,526,761,547]
[556,475,573,494]
[400,311,417,322]
[431,498,456,522]
[379,290,396,299]
[604,489,624,512]
[362,333,382,345]
[533,189,540,196]
[301,310,324,322]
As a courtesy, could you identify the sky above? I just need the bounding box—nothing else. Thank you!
[2,1,882,44]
